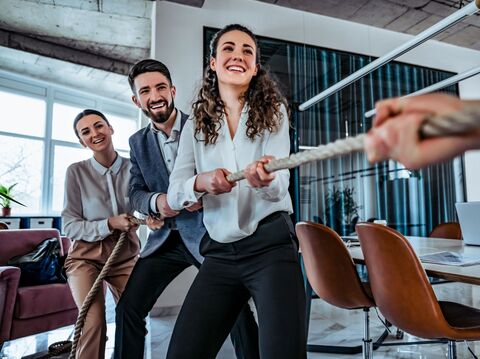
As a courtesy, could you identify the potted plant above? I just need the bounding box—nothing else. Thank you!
[0,183,26,216]
[324,186,360,236]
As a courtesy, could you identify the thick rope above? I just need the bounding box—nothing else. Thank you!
[227,106,480,182]
[69,217,146,359]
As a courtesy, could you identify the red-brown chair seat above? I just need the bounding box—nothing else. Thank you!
[15,283,77,319]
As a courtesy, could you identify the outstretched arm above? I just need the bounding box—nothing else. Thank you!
[365,94,480,169]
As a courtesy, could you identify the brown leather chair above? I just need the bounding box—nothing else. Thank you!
[297,221,387,359]
[429,222,462,240]
[356,223,480,359]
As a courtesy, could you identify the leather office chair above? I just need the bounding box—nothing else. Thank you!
[429,222,462,240]
[356,223,480,359]
[297,221,387,359]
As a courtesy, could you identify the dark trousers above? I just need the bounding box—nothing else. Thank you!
[166,212,307,359]
[113,230,259,359]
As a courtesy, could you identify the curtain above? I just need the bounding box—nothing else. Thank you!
[287,43,460,236]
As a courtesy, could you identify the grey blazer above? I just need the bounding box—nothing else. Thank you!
[128,110,205,261]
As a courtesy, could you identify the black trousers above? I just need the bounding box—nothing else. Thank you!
[113,230,259,359]
[166,212,307,359]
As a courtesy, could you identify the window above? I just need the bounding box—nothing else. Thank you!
[51,146,91,213]
[0,135,44,215]
[0,90,46,137]
[0,71,139,215]
[52,102,88,144]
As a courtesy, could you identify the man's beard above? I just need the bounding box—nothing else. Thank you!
[144,99,175,124]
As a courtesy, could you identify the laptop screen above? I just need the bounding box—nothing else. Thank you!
[456,202,480,245]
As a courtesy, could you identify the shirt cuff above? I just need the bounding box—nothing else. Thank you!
[183,175,203,207]
[252,174,282,199]
[150,193,161,213]
[99,219,113,238]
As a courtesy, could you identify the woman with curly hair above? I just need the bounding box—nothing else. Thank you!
[166,24,306,359]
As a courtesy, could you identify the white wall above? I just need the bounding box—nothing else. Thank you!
[153,0,480,199]
[155,0,480,108]
[151,0,480,308]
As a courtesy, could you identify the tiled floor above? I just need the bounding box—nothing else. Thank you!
[2,282,480,358]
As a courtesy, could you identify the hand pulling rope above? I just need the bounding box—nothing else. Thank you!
[69,217,146,359]
[227,106,480,182]
[67,106,480,358]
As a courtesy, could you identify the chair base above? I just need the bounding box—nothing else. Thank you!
[307,328,389,354]
[307,332,450,354]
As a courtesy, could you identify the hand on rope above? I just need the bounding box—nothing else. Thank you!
[68,214,156,359]
[244,155,276,188]
[107,213,139,232]
[365,94,480,169]
[225,94,480,183]
[195,168,236,194]
[146,215,165,230]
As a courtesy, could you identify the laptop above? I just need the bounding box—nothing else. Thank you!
[456,202,480,245]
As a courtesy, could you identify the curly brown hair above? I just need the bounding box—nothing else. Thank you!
[192,24,288,145]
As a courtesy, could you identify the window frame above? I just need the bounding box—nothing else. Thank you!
[0,70,139,215]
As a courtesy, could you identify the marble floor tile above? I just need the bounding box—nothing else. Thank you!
[2,282,480,358]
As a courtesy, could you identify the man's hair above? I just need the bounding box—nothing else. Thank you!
[127,59,173,93]
[73,109,110,139]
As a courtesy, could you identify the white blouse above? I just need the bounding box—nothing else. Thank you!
[167,105,293,243]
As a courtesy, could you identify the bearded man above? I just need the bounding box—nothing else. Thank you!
[113,59,259,359]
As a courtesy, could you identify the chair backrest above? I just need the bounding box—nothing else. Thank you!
[296,221,374,310]
[356,223,453,338]
[0,221,9,230]
[429,222,462,240]
[0,229,63,264]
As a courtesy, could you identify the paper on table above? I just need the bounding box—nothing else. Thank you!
[342,236,360,247]
[420,251,480,266]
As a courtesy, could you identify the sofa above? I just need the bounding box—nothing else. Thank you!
[0,229,78,348]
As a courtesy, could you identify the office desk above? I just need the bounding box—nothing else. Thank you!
[349,236,480,286]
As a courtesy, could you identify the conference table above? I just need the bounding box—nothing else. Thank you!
[348,236,480,286]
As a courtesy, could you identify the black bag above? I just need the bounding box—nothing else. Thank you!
[7,237,67,286]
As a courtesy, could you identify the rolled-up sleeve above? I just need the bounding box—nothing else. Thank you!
[167,120,199,210]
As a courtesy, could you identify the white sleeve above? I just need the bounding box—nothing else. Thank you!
[253,104,291,202]
[167,120,200,210]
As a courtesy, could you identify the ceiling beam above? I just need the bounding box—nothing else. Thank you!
[164,0,206,7]
[0,0,151,48]
[0,29,132,75]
